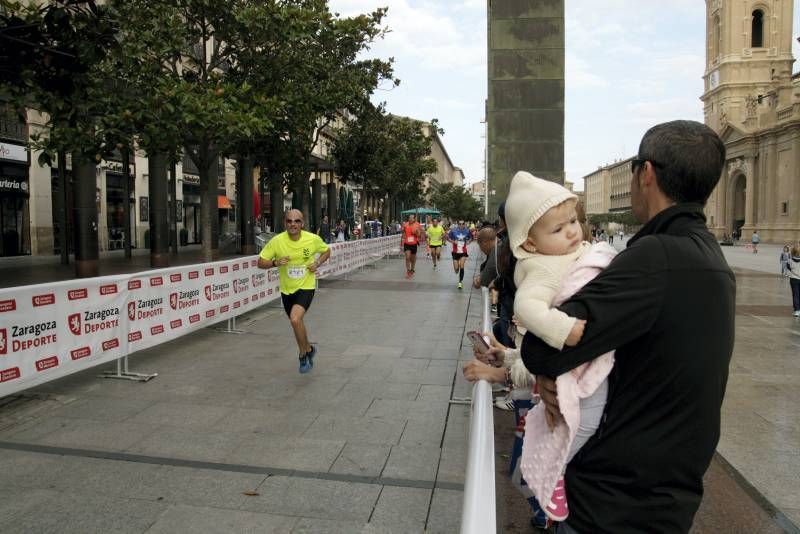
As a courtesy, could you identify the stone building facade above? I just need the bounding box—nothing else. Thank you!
[582,158,633,215]
[702,0,800,242]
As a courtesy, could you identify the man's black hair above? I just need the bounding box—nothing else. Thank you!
[637,120,726,205]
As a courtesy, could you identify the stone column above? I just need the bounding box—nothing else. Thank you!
[487,0,564,216]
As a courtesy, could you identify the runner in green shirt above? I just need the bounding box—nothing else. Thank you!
[425,217,445,270]
[258,209,331,373]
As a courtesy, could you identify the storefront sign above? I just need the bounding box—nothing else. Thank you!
[0,176,29,195]
[182,174,200,185]
[0,142,27,163]
[103,161,135,175]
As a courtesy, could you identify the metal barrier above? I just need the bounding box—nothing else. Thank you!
[460,286,496,534]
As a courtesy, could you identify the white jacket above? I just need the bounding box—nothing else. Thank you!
[512,241,591,350]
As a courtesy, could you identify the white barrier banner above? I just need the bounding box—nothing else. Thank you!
[0,275,128,392]
[0,235,395,397]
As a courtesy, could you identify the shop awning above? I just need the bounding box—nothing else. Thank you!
[218,195,232,209]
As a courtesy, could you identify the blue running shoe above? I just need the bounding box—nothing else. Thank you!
[299,355,311,374]
[307,345,317,369]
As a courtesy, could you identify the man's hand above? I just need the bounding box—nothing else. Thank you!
[537,375,562,431]
[472,276,481,289]
[308,261,319,273]
[276,256,290,266]
[564,319,586,347]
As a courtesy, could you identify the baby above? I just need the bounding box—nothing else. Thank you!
[505,171,617,522]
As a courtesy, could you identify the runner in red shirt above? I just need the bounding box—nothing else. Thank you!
[401,214,421,278]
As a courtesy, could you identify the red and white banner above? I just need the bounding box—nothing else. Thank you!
[0,236,396,397]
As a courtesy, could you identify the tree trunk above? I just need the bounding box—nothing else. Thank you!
[239,156,255,255]
[198,144,219,262]
[311,174,321,234]
[169,159,179,256]
[270,175,283,232]
[148,152,170,268]
[72,154,98,278]
[300,177,311,227]
[57,150,70,264]
[122,146,132,259]
[327,181,337,228]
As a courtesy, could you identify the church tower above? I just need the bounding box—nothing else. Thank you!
[701,0,795,132]
[701,0,800,243]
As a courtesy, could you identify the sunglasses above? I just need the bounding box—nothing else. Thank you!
[631,157,665,173]
[285,219,302,224]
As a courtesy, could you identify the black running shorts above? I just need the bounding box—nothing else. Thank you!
[281,289,315,316]
[403,243,418,254]
[452,252,468,260]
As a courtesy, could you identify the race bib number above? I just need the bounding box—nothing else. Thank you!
[407,236,415,243]
[288,266,306,279]
[457,239,465,249]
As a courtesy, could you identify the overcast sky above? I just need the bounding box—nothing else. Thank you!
[330,0,800,191]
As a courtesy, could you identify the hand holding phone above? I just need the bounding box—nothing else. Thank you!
[467,330,490,354]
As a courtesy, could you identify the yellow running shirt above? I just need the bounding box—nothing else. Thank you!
[259,230,329,295]
[426,225,445,246]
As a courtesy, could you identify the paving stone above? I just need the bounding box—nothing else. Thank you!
[6,417,158,451]
[347,344,405,357]
[213,407,318,437]
[124,401,234,429]
[227,435,345,472]
[291,517,375,534]
[145,503,297,533]
[426,489,464,534]
[241,476,381,522]
[369,486,431,532]
[381,445,441,482]
[48,397,157,422]
[303,415,406,445]
[329,442,391,478]
[417,385,452,401]
[366,399,448,421]
[4,491,169,534]
[126,427,247,462]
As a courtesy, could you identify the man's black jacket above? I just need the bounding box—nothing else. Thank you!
[521,204,735,533]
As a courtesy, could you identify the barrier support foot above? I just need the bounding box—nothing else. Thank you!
[99,356,157,382]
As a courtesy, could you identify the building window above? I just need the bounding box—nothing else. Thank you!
[712,15,721,59]
[781,201,788,215]
[751,10,764,48]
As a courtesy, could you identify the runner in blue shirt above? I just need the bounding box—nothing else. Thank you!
[446,220,473,289]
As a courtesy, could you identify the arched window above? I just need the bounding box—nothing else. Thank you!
[751,9,764,48]
[712,15,721,58]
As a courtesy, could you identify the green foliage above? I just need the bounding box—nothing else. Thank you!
[429,183,482,222]
[331,103,437,208]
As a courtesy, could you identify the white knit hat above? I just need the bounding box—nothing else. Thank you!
[505,171,577,257]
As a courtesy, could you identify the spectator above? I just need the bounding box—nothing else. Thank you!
[473,226,497,289]
[317,215,331,244]
[788,245,800,317]
[521,120,735,532]
[751,230,760,253]
[780,245,791,275]
[493,202,517,349]
[335,220,349,242]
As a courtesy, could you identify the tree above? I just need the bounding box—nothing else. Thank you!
[332,104,438,228]
[248,3,394,229]
[110,0,282,262]
[0,0,121,276]
[429,183,482,222]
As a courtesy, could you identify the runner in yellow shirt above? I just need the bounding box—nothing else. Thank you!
[258,209,331,373]
[425,217,445,270]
